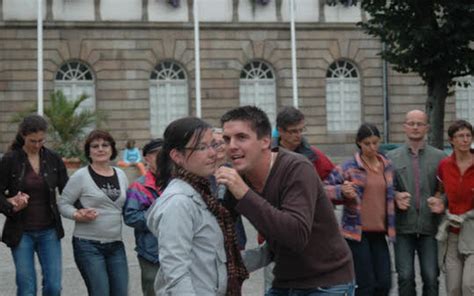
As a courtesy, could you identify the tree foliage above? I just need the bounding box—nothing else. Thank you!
[358,0,474,148]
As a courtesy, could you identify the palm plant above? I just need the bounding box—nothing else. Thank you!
[45,90,103,159]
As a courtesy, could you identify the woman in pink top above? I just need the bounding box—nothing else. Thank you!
[325,123,396,296]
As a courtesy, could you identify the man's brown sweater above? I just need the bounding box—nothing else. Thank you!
[236,148,354,288]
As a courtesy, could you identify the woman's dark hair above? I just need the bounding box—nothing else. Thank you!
[84,129,118,163]
[448,119,473,139]
[157,117,211,187]
[9,114,48,151]
[355,123,381,149]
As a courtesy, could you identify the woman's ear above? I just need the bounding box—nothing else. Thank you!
[170,148,184,167]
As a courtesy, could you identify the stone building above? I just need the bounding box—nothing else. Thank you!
[0,0,472,154]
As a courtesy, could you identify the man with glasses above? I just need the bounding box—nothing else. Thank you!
[275,106,335,180]
[387,110,446,296]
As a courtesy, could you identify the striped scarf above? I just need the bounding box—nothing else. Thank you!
[175,167,249,295]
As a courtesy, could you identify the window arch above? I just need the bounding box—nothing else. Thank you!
[54,61,96,114]
[325,60,361,132]
[149,61,189,138]
[239,60,277,126]
[455,76,474,124]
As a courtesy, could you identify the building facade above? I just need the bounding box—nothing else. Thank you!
[0,0,471,154]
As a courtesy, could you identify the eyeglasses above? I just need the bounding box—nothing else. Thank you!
[284,127,307,135]
[405,122,427,128]
[27,139,46,145]
[90,143,111,149]
[185,142,222,152]
[453,133,472,140]
[214,140,226,151]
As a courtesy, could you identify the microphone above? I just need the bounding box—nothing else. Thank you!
[216,163,232,200]
[217,183,227,200]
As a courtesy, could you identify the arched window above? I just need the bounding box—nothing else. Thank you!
[240,61,277,126]
[325,60,361,132]
[54,61,95,114]
[149,61,189,138]
[455,76,474,124]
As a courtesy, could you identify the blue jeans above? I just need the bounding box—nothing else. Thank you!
[346,232,391,296]
[265,282,355,295]
[394,233,439,296]
[11,228,62,296]
[73,237,129,296]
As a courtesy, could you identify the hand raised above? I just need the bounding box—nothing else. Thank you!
[215,166,249,200]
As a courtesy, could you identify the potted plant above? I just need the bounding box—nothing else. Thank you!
[44,90,104,168]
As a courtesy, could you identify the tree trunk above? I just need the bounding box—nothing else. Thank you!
[425,76,449,149]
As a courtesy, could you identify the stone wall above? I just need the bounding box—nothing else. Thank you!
[0,22,447,153]
[0,0,457,154]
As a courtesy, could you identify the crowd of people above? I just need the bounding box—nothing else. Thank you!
[0,106,473,296]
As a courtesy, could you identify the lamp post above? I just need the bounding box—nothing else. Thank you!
[193,0,201,118]
[289,0,299,108]
[37,0,43,115]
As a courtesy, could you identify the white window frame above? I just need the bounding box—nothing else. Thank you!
[149,61,189,138]
[325,60,361,133]
[239,60,277,127]
[455,76,474,124]
[54,61,96,114]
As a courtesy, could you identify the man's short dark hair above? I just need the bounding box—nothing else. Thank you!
[276,106,305,130]
[448,119,473,139]
[220,105,271,139]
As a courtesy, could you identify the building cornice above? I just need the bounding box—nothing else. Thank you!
[0,21,361,31]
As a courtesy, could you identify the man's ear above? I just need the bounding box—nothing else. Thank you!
[260,135,271,150]
[169,148,184,166]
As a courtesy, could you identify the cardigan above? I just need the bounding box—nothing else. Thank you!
[58,166,128,242]
[324,152,396,242]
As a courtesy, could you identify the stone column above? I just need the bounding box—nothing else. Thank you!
[94,0,101,21]
[142,0,148,21]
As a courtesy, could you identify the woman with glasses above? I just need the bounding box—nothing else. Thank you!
[437,120,474,296]
[58,130,129,296]
[146,117,248,295]
[324,123,395,296]
[0,114,68,296]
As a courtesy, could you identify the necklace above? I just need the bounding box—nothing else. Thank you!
[360,155,381,173]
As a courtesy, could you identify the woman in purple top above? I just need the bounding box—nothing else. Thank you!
[0,114,68,296]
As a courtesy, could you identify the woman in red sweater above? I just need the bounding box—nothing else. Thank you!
[437,119,474,296]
